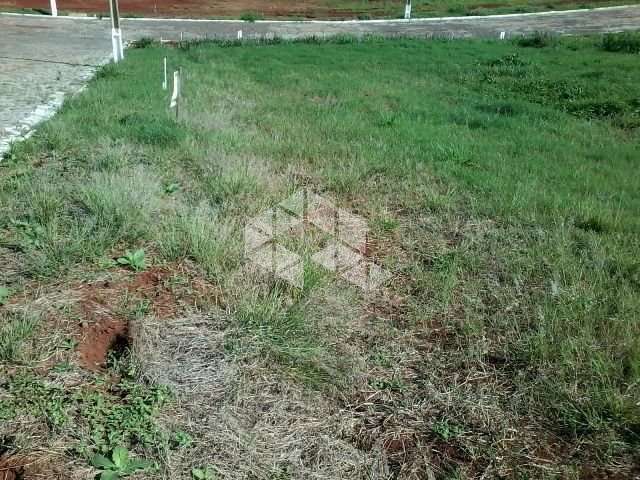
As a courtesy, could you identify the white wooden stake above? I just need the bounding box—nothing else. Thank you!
[404,0,411,19]
[162,57,167,90]
[50,0,58,16]
[500,31,506,40]
[237,30,243,40]
[170,70,181,120]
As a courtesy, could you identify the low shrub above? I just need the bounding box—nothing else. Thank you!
[517,31,557,48]
[600,32,640,53]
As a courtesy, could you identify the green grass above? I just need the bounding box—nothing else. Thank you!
[322,0,640,18]
[1,32,639,477]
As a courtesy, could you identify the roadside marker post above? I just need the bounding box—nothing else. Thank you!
[109,0,124,63]
[404,0,411,19]
[170,69,182,120]
[500,31,506,40]
[50,0,58,17]
[162,57,167,90]
[237,30,243,40]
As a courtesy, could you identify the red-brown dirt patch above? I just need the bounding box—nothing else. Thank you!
[1,0,400,18]
[74,264,220,371]
[77,317,128,371]
[0,453,22,480]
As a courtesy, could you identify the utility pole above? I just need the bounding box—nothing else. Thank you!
[109,0,124,62]
[404,0,412,19]
[50,0,57,16]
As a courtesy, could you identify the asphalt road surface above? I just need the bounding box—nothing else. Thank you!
[1,5,639,153]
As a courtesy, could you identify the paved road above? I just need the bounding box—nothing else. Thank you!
[1,6,640,154]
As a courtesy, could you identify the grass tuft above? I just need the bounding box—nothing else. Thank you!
[0,312,39,363]
[239,11,263,22]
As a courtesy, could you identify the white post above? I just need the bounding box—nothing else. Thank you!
[162,57,167,90]
[237,30,243,40]
[170,70,181,119]
[109,0,124,62]
[118,30,124,59]
[50,0,58,16]
[500,31,506,40]
[111,28,124,62]
[404,0,411,19]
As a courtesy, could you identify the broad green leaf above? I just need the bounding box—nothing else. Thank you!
[191,468,205,479]
[100,471,120,480]
[0,286,9,305]
[111,446,129,469]
[117,258,130,265]
[91,454,115,469]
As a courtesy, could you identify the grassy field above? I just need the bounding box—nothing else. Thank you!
[1,32,639,479]
[1,0,639,19]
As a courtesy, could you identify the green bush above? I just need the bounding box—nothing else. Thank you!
[600,32,640,53]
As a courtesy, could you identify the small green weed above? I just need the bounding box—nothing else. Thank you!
[91,446,152,480]
[432,420,465,441]
[191,466,217,479]
[171,431,193,449]
[164,182,181,194]
[117,249,147,271]
[11,219,45,249]
[0,287,10,305]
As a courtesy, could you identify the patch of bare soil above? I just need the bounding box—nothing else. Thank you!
[77,316,128,371]
[0,449,87,480]
[0,453,21,480]
[2,0,399,18]
[75,264,219,371]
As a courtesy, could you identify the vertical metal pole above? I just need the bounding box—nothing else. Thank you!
[109,0,124,62]
[50,0,58,16]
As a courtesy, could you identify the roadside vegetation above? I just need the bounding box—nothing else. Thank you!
[1,32,639,479]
